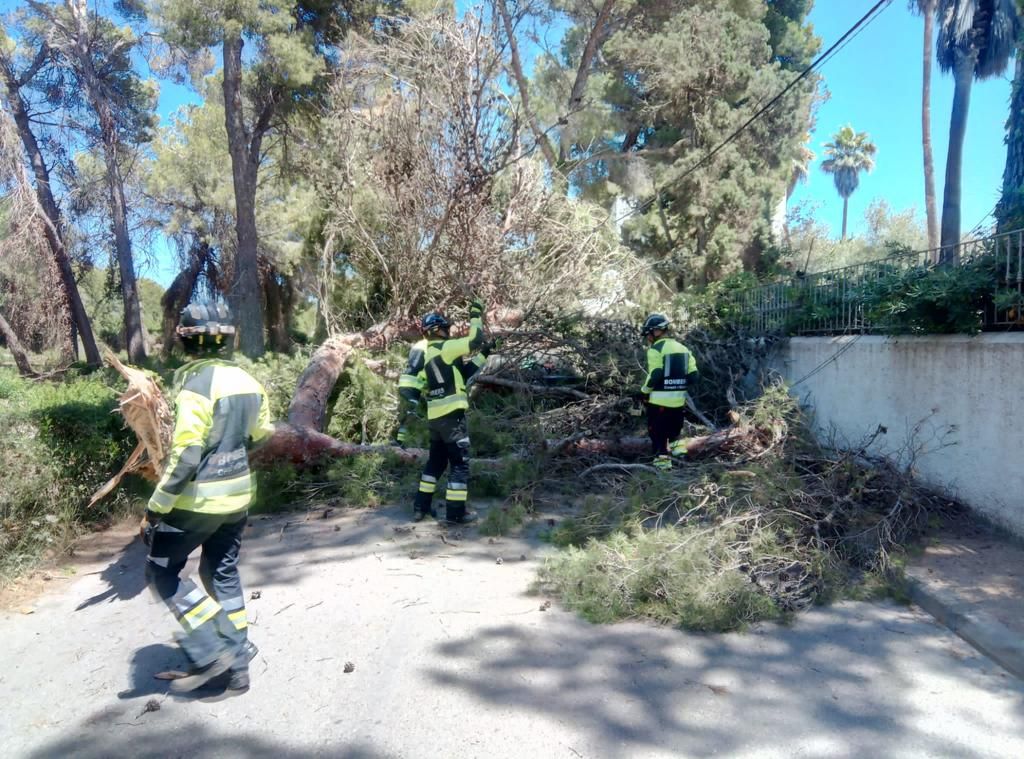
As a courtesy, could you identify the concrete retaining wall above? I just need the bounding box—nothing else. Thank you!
[774,335,1024,535]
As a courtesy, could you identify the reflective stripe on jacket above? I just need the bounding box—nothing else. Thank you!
[416,317,485,420]
[641,338,698,408]
[148,359,275,515]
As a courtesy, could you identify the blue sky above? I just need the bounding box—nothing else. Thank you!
[791,1,1013,239]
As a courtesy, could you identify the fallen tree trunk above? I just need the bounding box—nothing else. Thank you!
[472,375,589,400]
[289,308,524,431]
[544,426,751,460]
[252,421,425,467]
[0,310,34,376]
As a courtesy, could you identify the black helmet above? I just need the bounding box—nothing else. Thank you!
[178,301,236,353]
[641,313,670,336]
[421,312,449,335]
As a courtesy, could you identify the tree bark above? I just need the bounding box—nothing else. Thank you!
[263,264,294,354]
[0,52,101,366]
[473,375,589,400]
[160,241,210,357]
[841,197,849,242]
[67,0,146,363]
[0,310,35,376]
[223,30,267,358]
[921,2,940,251]
[559,0,619,165]
[940,54,976,263]
[496,0,559,171]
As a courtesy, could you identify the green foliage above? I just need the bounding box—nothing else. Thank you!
[478,501,528,537]
[0,372,139,583]
[534,0,820,283]
[540,528,782,632]
[320,454,402,510]
[237,351,312,420]
[858,257,999,334]
[326,351,400,445]
[675,272,761,332]
[79,268,164,351]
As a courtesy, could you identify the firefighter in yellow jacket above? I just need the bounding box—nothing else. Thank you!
[411,300,493,524]
[639,314,698,471]
[143,302,275,693]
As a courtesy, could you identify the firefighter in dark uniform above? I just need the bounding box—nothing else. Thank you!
[411,300,494,523]
[639,313,698,471]
[143,302,274,693]
[392,334,428,447]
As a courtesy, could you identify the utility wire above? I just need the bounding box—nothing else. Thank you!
[607,0,895,229]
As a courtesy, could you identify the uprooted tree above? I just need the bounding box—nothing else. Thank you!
[93,13,781,487]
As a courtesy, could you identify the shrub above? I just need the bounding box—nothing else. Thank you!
[539,527,782,632]
[479,501,528,536]
[0,373,139,583]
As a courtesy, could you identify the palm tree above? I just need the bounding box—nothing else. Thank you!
[821,125,877,241]
[936,0,1021,260]
[911,0,941,250]
[997,10,1024,230]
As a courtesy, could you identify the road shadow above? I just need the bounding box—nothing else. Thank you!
[27,717,387,759]
[74,533,149,611]
[424,604,1024,756]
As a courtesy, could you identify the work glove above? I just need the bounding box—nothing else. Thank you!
[468,299,485,319]
[140,509,161,547]
[480,337,502,357]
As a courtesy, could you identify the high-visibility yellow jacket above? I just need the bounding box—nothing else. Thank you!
[148,359,275,515]
[398,338,428,405]
[416,317,485,420]
[641,337,698,408]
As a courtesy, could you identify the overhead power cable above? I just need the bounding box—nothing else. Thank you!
[607,0,895,229]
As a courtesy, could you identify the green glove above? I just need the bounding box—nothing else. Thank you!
[469,299,485,319]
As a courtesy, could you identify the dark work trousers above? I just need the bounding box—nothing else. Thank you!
[647,403,686,457]
[146,509,249,668]
[413,412,470,514]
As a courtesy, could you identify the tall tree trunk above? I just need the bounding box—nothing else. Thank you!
[0,57,101,366]
[0,310,34,376]
[223,31,267,358]
[940,55,975,263]
[841,197,849,242]
[556,0,619,179]
[263,264,294,354]
[160,241,210,358]
[496,0,559,173]
[997,52,1024,230]
[921,1,940,251]
[67,0,146,362]
[99,133,146,363]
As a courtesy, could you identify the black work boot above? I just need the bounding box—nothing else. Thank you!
[412,506,435,522]
[170,649,238,693]
[227,666,250,691]
[444,503,477,525]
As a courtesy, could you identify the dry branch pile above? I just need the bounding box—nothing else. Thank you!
[537,385,955,630]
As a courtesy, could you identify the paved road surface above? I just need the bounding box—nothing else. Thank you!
[2,506,1022,758]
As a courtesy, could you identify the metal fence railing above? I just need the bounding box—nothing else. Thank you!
[731,227,1024,335]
